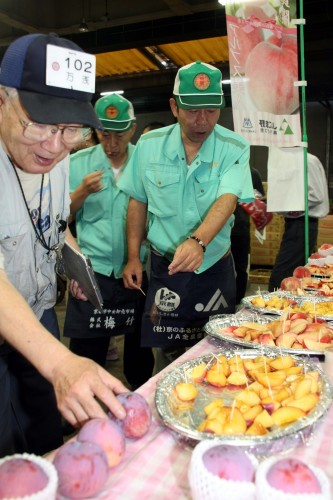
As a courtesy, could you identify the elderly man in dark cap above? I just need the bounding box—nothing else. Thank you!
[0,33,127,458]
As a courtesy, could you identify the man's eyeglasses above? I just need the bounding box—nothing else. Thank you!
[6,93,92,145]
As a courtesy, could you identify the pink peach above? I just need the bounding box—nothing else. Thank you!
[245,34,299,114]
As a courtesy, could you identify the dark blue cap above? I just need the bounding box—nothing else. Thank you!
[0,33,101,129]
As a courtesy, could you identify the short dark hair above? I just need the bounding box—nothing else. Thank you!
[142,121,165,133]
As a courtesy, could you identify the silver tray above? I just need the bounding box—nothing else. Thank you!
[155,349,333,456]
[204,314,327,356]
[242,293,333,321]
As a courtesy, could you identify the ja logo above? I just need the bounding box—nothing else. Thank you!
[155,287,180,312]
[195,289,228,312]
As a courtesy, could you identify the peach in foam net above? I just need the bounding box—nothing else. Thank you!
[203,445,255,482]
[0,457,48,498]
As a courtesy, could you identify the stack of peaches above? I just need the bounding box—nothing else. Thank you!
[173,354,321,437]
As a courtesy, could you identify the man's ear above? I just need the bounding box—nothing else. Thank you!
[169,97,178,118]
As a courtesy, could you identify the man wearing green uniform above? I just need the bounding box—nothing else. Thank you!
[119,61,254,371]
[64,94,154,388]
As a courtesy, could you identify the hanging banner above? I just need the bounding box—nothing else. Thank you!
[225,0,302,147]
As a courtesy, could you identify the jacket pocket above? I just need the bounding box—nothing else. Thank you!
[145,171,180,217]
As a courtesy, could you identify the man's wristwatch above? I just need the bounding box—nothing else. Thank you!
[186,235,206,252]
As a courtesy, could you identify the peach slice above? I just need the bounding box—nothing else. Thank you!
[260,397,281,414]
[227,372,248,386]
[271,406,306,426]
[303,339,330,351]
[269,355,295,371]
[289,319,308,334]
[276,333,297,348]
[293,378,312,399]
[203,399,225,416]
[270,320,291,338]
[245,421,268,436]
[258,333,276,346]
[247,381,264,394]
[222,407,247,435]
[243,405,264,424]
[174,383,198,402]
[235,389,261,407]
[288,394,319,413]
[284,366,303,376]
[242,322,269,332]
[202,418,224,435]
[205,369,227,387]
[254,409,274,428]
[274,387,292,402]
[191,363,207,383]
[255,371,287,388]
[233,326,248,338]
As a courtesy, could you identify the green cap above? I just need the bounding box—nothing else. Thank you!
[94,93,136,131]
[173,60,225,109]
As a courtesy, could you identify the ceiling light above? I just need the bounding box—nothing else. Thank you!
[218,0,227,5]
[78,18,89,32]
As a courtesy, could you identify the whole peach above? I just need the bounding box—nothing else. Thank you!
[78,418,126,467]
[245,34,299,114]
[0,458,48,497]
[53,441,108,499]
[110,392,152,439]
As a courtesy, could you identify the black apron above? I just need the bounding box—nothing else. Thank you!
[141,251,236,348]
[63,272,147,339]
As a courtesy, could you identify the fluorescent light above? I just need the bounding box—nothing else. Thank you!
[100,90,124,96]
[222,80,231,84]
[218,0,227,5]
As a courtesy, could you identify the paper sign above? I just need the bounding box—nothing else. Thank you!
[46,44,96,93]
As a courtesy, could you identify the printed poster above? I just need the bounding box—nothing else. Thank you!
[225,0,302,147]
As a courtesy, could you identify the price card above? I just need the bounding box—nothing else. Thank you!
[46,44,96,93]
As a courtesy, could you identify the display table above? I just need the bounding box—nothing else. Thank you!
[53,336,333,499]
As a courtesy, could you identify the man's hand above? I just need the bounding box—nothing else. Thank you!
[69,279,88,301]
[122,257,143,290]
[168,239,204,275]
[82,170,104,194]
[52,353,128,427]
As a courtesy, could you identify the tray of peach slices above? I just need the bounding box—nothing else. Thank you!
[242,292,333,321]
[204,313,333,355]
[155,349,333,454]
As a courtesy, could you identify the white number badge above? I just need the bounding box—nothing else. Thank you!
[46,44,96,93]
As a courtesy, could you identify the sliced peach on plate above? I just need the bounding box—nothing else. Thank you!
[269,355,295,371]
[202,418,224,435]
[274,387,292,402]
[235,389,261,407]
[222,407,247,435]
[276,333,297,348]
[203,399,224,416]
[258,333,276,346]
[289,318,308,334]
[247,381,264,394]
[233,326,248,338]
[174,382,198,401]
[255,370,287,388]
[271,406,306,426]
[284,366,303,376]
[227,371,248,386]
[243,404,263,424]
[260,397,281,414]
[303,339,329,351]
[254,409,274,428]
[245,421,268,436]
[270,320,291,338]
[288,393,319,412]
[205,369,227,387]
[191,363,207,383]
[293,378,312,399]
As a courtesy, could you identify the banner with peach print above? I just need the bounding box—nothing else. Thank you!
[225,0,302,147]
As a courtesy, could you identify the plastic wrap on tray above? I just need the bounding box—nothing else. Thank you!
[155,349,333,457]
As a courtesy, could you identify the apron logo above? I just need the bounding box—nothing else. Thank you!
[155,287,180,312]
[195,288,228,312]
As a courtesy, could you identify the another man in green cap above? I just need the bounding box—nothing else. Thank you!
[119,61,254,371]
[63,93,154,388]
